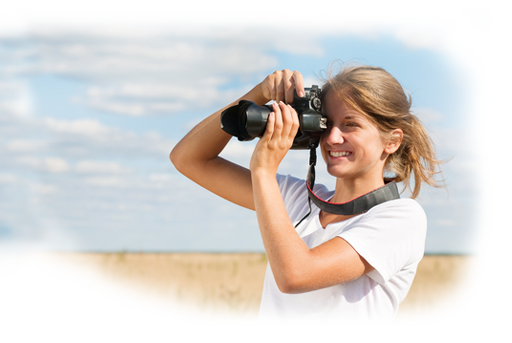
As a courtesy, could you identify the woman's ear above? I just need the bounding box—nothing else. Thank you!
[384,129,403,154]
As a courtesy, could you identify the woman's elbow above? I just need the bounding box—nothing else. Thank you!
[170,144,186,172]
[169,146,178,164]
[277,282,298,294]
[275,273,306,294]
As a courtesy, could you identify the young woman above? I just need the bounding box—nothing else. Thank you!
[170,64,442,321]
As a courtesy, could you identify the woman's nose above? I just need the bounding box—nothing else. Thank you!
[323,126,344,145]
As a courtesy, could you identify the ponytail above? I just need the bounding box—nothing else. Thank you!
[389,114,443,198]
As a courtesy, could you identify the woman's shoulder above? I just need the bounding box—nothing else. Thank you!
[362,197,427,229]
[372,197,425,215]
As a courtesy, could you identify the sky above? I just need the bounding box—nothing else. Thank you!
[0,4,487,255]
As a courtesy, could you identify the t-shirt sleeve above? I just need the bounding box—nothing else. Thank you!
[276,174,309,220]
[339,199,427,284]
[276,174,306,206]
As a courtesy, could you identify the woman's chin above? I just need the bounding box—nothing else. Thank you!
[326,167,350,179]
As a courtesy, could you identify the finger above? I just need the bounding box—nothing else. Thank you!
[285,104,300,141]
[272,102,284,136]
[277,102,298,147]
[289,104,300,136]
[283,70,304,104]
[274,71,284,103]
[285,72,301,105]
[293,70,305,98]
[263,110,275,140]
[278,101,293,137]
[282,69,295,104]
[261,74,273,102]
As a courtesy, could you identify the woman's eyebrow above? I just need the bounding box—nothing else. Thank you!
[341,115,362,121]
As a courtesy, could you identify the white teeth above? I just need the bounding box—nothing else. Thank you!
[330,151,351,157]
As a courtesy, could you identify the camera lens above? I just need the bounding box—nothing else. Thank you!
[220,86,326,149]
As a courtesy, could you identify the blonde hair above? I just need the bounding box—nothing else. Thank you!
[321,62,444,198]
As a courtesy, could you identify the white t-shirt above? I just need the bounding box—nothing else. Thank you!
[258,174,427,322]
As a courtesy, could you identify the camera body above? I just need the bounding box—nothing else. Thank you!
[220,85,327,149]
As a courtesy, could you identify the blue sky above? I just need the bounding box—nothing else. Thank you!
[0,27,477,254]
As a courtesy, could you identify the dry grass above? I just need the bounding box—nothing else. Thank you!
[52,252,473,317]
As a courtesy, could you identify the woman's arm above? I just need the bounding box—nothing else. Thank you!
[250,100,373,294]
[170,89,261,210]
[170,70,305,210]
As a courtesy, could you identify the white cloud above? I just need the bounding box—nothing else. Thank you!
[43,157,70,173]
[0,173,19,184]
[83,176,127,188]
[0,102,21,118]
[75,160,133,174]
[9,33,280,81]
[44,117,110,136]
[35,116,173,158]
[435,219,457,227]
[221,140,257,160]
[413,108,446,124]
[77,80,244,116]
[148,173,172,182]
[6,139,48,152]
[81,99,150,117]
[34,183,58,195]
[15,156,70,173]
[0,81,24,98]
[393,29,448,52]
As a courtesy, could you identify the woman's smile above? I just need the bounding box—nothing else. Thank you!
[329,151,352,158]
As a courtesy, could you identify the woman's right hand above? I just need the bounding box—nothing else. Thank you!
[258,69,305,105]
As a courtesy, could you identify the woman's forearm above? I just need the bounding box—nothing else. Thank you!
[170,86,268,170]
[251,169,311,293]
[169,108,230,170]
[170,85,269,210]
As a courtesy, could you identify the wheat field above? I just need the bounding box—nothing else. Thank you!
[50,252,473,319]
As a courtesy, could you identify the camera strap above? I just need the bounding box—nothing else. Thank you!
[294,147,400,228]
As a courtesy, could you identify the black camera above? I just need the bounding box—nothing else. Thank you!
[220,85,327,149]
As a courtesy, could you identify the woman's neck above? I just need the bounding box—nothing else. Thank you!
[318,176,385,228]
[330,176,385,204]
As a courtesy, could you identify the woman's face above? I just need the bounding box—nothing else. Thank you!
[320,91,388,182]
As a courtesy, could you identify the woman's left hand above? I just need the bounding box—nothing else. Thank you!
[249,101,300,175]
